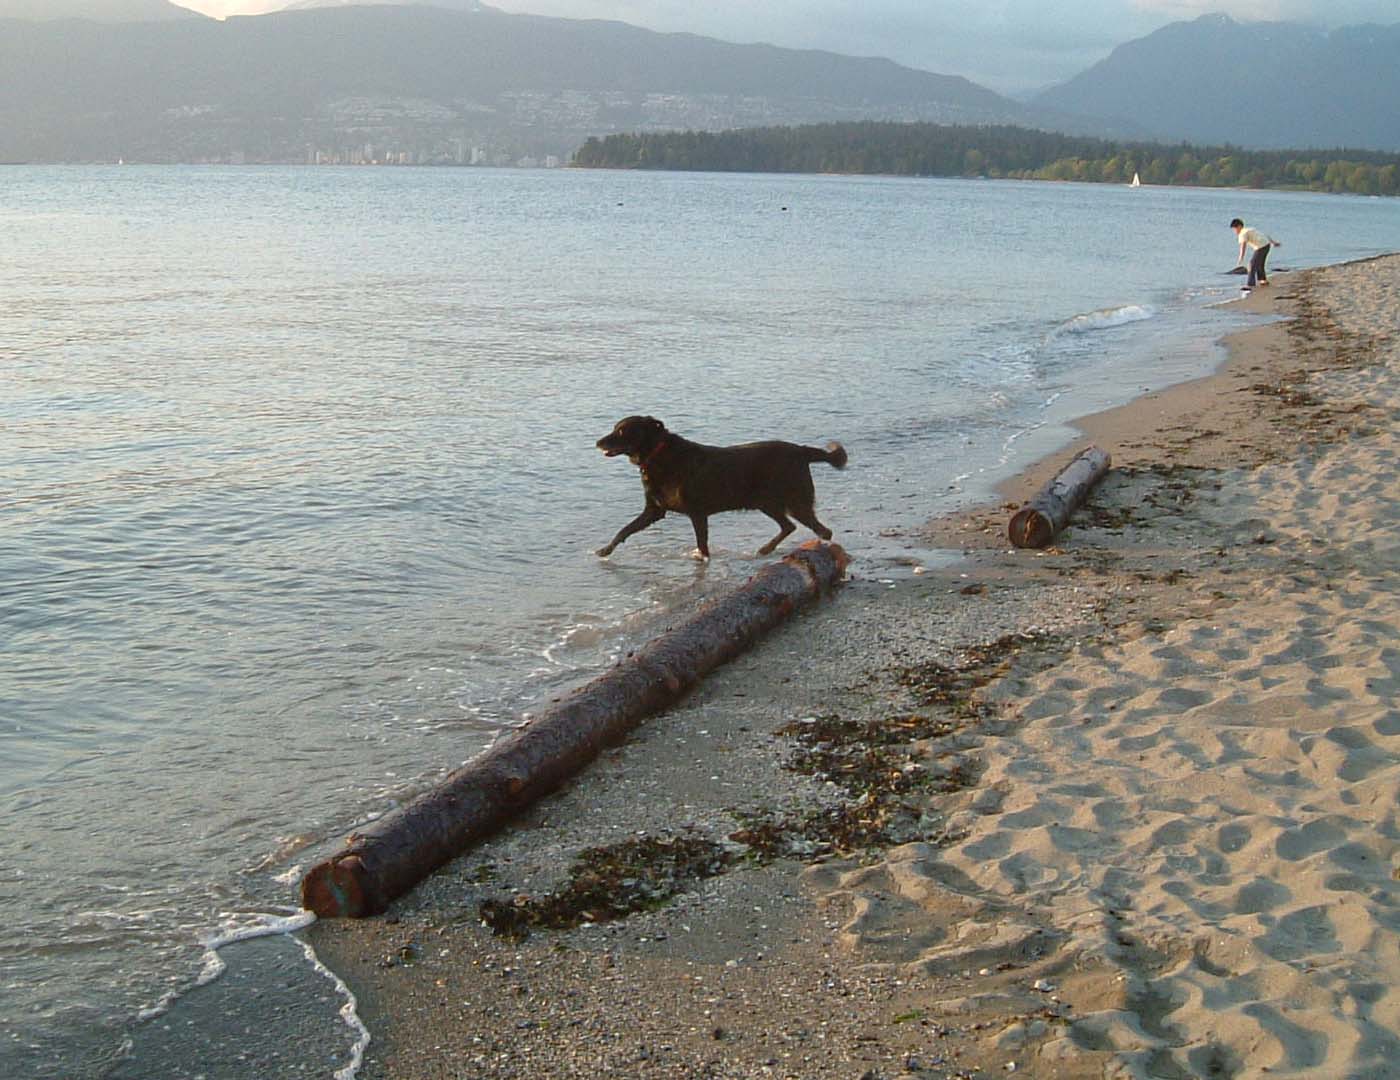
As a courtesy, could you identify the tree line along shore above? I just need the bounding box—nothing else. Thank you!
[572,121,1400,196]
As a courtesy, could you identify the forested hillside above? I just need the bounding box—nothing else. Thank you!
[573,122,1400,196]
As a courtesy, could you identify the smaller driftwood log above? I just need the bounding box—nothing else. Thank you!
[1007,446,1112,549]
[302,541,849,918]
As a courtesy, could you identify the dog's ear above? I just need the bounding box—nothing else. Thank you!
[638,416,666,434]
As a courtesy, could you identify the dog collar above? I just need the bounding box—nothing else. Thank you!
[641,436,670,469]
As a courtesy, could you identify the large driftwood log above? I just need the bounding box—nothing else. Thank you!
[1007,446,1112,549]
[302,541,849,918]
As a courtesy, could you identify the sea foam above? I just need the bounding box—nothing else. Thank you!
[132,909,370,1079]
[204,910,370,1080]
[1057,303,1157,334]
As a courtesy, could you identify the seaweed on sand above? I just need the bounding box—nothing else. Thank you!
[479,832,733,941]
[732,634,1064,859]
[729,712,979,859]
[897,632,1061,717]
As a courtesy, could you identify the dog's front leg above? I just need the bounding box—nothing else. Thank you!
[597,503,666,557]
[687,513,710,560]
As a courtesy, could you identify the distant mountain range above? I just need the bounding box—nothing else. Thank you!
[0,4,1395,163]
[0,2,1079,164]
[1035,13,1400,152]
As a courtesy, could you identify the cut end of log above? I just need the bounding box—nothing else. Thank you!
[1008,446,1112,548]
[301,853,376,919]
[1008,507,1056,549]
[787,540,850,582]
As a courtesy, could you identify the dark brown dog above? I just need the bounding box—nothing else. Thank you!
[595,415,847,559]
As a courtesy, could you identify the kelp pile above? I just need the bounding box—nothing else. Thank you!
[479,833,732,940]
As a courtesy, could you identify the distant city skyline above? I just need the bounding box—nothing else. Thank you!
[174,0,1400,95]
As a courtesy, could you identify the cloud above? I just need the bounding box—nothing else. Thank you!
[178,0,286,14]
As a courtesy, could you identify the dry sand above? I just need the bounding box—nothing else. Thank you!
[310,254,1400,1079]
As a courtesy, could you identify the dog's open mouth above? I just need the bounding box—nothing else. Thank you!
[600,446,624,457]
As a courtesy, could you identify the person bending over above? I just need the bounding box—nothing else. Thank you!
[1231,218,1278,289]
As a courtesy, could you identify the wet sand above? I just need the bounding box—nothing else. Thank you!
[310,253,1400,1079]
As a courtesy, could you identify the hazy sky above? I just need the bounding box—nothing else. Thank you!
[176,1,1400,95]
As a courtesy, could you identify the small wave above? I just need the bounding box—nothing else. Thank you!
[170,909,371,1080]
[201,908,317,956]
[128,909,318,1025]
[296,923,372,1080]
[1056,303,1157,335]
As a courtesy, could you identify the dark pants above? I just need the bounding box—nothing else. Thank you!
[1247,244,1271,287]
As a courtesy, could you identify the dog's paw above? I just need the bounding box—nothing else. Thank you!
[596,545,614,558]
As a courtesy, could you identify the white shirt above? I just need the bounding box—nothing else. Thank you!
[1238,226,1273,252]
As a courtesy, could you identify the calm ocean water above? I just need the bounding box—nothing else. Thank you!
[3,164,1397,1077]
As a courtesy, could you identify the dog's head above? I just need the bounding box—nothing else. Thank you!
[597,415,668,464]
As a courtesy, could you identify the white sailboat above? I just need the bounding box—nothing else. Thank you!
[1130,172,1142,187]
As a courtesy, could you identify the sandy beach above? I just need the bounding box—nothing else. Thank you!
[310,253,1400,1079]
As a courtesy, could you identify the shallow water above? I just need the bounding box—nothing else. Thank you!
[2,165,1397,1076]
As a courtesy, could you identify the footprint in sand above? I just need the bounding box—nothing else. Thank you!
[1217,821,1251,853]
[1233,876,1291,914]
[1274,817,1349,861]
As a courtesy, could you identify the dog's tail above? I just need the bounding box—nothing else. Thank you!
[806,441,848,469]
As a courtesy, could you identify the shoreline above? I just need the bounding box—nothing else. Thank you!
[309,253,1400,1078]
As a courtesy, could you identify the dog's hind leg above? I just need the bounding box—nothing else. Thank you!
[757,511,796,555]
[791,506,833,542]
